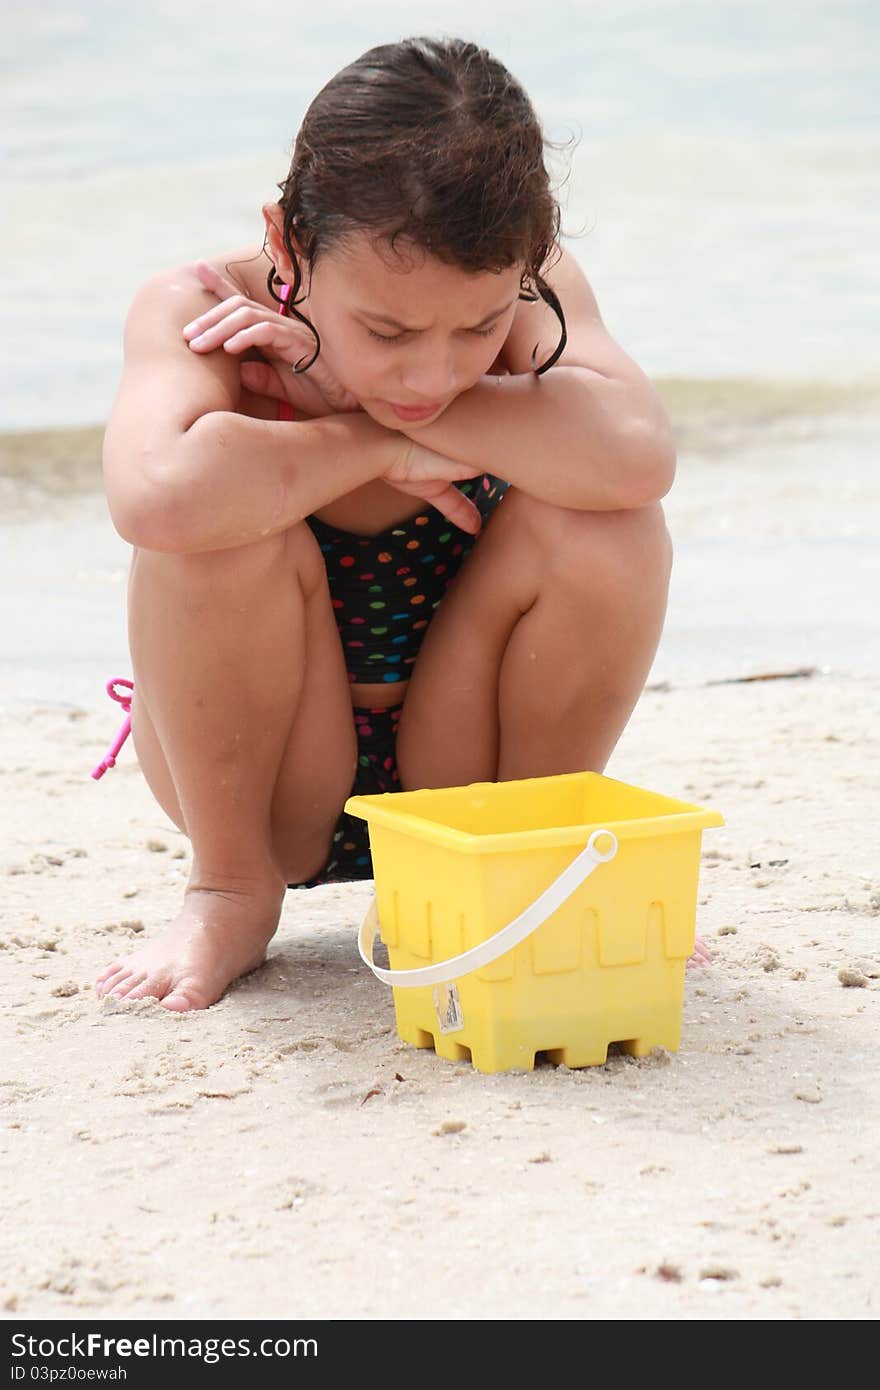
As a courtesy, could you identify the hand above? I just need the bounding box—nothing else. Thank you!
[183,261,360,418]
[382,438,485,536]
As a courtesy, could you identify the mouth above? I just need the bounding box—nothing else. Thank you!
[385,400,446,422]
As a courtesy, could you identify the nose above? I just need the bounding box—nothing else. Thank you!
[398,338,459,402]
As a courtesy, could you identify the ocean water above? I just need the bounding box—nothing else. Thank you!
[3,0,878,432]
[2,1,879,693]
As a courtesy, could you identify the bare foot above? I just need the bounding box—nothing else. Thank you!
[95,881,285,1012]
[687,935,711,970]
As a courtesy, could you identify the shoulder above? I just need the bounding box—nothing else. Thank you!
[534,243,603,314]
[123,245,268,346]
[122,262,212,354]
[107,262,243,439]
[498,244,641,381]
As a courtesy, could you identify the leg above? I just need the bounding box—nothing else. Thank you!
[95,523,357,1011]
[396,488,673,787]
[287,702,404,888]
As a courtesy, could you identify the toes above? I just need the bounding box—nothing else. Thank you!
[160,984,212,1013]
[686,948,711,969]
[95,963,127,994]
[97,968,133,997]
[160,993,196,1013]
[115,976,159,1003]
[108,971,148,999]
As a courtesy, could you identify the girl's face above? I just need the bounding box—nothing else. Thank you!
[283,224,522,429]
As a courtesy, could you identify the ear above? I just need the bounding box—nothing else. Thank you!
[261,202,305,285]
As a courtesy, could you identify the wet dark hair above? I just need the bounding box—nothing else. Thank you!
[268,36,570,376]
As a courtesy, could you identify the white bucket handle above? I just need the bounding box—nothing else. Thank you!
[358,828,618,989]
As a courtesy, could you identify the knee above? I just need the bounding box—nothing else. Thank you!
[132,521,326,600]
[519,493,672,596]
[597,502,673,587]
[273,800,355,886]
[276,834,335,888]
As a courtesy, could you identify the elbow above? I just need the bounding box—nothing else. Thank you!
[103,442,199,554]
[624,449,676,509]
[615,417,677,510]
[108,493,182,552]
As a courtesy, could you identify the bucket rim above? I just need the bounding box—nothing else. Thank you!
[343,798,725,854]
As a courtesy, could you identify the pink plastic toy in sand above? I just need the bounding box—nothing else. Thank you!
[91,678,134,779]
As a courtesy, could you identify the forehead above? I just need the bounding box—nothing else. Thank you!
[320,231,521,312]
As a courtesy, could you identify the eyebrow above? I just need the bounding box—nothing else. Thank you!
[356,298,517,332]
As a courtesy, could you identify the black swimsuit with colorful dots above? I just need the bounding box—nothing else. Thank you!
[305,475,510,685]
[287,475,509,890]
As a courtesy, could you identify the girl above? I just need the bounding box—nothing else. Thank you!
[95,36,682,1013]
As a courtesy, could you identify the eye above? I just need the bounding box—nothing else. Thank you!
[364,321,500,343]
[367,328,405,343]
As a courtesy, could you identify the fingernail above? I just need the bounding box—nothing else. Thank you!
[182,321,197,336]
[189,334,206,347]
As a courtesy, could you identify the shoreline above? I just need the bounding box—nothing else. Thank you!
[3,375,879,493]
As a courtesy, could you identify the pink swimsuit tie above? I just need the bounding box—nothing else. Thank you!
[91,678,134,779]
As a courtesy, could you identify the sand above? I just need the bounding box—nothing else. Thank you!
[1,407,878,1322]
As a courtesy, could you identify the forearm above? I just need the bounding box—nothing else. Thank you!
[404,368,676,511]
[128,411,392,553]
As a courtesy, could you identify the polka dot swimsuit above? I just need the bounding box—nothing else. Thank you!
[305,476,509,684]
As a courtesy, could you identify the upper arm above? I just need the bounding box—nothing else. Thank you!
[102,265,243,534]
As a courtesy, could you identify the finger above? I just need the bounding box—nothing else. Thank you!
[193,259,247,302]
[240,354,357,417]
[217,321,313,357]
[239,360,289,401]
[434,487,482,536]
[232,335,351,411]
[183,296,252,340]
[185,306,282,349]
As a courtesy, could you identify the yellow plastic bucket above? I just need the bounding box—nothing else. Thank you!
[345,770,724,1074]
